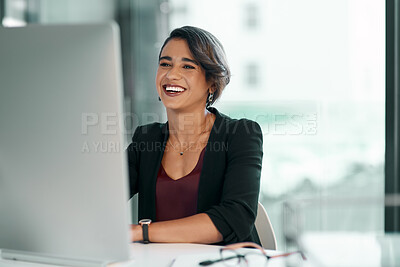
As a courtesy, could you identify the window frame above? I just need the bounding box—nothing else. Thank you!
[385,0,400,232]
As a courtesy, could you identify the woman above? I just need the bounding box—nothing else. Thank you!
[127,26,263,245]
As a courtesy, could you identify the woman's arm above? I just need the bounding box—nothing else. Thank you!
[204,119,263,244]
[131,213,223,243]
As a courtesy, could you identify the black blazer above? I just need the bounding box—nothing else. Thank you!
[127,107,263,245]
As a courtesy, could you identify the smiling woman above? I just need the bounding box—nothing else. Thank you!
[156,26,230,110]
[127,26,264,245]
[157,39,211,111]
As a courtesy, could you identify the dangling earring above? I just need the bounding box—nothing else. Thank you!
[206,92,214,108]
[158,96,161,102]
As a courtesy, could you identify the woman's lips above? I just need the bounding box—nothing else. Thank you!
[163,85,186,97]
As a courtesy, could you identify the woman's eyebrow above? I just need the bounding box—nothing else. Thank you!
[182,57,199,65]
[159,56,199,66]
[159,56,172,61]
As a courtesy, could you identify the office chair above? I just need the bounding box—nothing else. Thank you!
[255,202,277,250]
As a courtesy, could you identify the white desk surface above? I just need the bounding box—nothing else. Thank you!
[299,232,400,267]
[0,243,283,267]
[4,233,398,267]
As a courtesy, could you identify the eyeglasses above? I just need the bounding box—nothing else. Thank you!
[199,242,306,266]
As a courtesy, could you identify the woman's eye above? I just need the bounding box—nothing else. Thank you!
[159,62,171,67]
[183,65,195,69]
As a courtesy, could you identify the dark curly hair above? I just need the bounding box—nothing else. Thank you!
[159,26,231,106]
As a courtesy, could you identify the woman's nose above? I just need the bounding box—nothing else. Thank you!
[166,66,181,80]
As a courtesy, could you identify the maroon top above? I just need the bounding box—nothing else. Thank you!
[155,147,206,221]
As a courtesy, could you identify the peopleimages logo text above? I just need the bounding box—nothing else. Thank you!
[81,112,318,136]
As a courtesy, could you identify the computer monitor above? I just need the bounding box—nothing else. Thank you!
[0,23,131,266]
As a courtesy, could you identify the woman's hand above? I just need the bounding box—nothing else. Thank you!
[130,224,143,242]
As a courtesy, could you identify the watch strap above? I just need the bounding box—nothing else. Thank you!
[142,224,149,244]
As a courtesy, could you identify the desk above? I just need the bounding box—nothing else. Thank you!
[0,243,282,267]
[2,235,399,267]
[299,232,400,267]
[114,243,223,267]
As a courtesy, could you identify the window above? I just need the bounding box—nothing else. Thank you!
[245,3,259,29]
[246,63,260,87]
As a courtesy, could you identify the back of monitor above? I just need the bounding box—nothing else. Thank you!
[0,23,131,266]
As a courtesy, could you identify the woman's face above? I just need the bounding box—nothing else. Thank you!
[156,38,210,112]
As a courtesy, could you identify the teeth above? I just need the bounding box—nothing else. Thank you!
[165,86,185,92]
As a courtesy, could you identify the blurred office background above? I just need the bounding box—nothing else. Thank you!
[0,0,385,249]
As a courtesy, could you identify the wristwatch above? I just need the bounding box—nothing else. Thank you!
[138,219,152,244]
